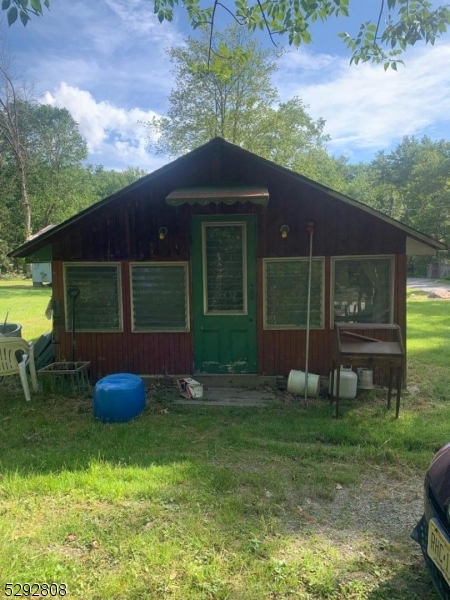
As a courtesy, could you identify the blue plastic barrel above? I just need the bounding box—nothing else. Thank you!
[93,373,145,423]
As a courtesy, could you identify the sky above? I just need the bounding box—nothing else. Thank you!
[5,0,450,172]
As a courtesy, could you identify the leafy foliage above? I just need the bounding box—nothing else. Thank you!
[149,26,280,156]
[4,1,450,67]
[0,98,145,270]
[148,24,345,187]
[2,0,49,27]
[332,135,450,271]
[368,136,450,249]
[152,0,450,68]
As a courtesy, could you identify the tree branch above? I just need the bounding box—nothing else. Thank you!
[256,0,278,47]
[375,0,385,42]
[216,2,246,25]
[207,0,219,67]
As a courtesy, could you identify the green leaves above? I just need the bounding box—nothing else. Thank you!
[7,6,17,25]
[3,0,450,69]
[2,0,50,26]
[146,22,336,187]
[19,7,29,24]
[148,0,450,69]
[30,0,43,13]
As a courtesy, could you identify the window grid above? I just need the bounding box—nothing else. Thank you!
[263,257,325,330]
[202,223,247,315]
[64,263,122,333]
[130,262,190,332]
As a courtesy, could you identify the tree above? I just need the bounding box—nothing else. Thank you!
[88,165,148,200]
[0,41,92,243]
[26,104,88,228]
[0,157,24,270]
[148,24,336,181]
[0,46,35,240]
[150,26,280,156]
[7,1,450,69]
[365,136,450,250]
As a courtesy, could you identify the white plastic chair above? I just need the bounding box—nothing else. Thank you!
[0,338,38,401]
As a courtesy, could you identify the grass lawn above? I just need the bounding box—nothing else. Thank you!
[0,281,449,599]
[0,278,51,340]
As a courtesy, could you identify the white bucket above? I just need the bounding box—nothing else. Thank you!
[356,368,374,390]
[287,370,320,397]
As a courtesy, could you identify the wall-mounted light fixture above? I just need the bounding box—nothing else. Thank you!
[280,224,290,239]
[158,226,168,240]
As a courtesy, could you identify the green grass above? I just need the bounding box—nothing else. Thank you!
[407,289,450,400]
[0,278,51,340]
[0,281,449,599]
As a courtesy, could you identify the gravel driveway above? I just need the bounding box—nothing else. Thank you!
[408,278,450,292]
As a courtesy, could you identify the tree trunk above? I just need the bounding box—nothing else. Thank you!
[18,163,31,239]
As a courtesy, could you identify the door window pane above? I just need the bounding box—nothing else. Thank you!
[204,224,246,314]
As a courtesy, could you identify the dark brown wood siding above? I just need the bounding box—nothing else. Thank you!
[50,145,408,381]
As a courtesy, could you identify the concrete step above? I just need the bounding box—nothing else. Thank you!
[190,374,279,388]
[141,374,279,389]
[172,387,275,407]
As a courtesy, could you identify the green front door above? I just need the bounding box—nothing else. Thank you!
[191,215,258,373]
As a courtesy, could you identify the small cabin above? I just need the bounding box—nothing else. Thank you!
[11,138,444,382]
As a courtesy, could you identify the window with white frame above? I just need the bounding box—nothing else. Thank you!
[64,263,122,332]
[131,263,189,332]
[332,256,393,325]
[264,258,324,329]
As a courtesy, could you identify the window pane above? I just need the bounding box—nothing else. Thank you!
[265,259,323,328]
[205,225,245,313]
[65,265,121,331]
[333,258,392,323]
[132,265,188,331]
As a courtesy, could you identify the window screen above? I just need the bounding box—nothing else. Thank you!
[131,263,189,332]
[332,257,393,324]
[64,264,121,331]
[264,258,324,329]
[204,224,245,314]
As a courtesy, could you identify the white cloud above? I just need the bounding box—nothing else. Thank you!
[277,48,338,75]
[10,0,450,168]
[43,82,166,171]
[276,42,450,156]
[10,0,178,113]
[104,0,181,44]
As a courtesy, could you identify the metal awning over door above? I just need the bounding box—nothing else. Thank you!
[166,186,269,207]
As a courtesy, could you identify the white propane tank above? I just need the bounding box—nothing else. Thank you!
[329,367,358,399]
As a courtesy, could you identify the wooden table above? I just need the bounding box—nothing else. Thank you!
[330,323,405,418]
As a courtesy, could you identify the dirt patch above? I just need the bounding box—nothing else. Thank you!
[283,469,424,548]
[428,289,450,299]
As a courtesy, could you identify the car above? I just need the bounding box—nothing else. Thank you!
[412,442,450,600]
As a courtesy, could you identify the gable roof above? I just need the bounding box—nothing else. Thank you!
[10,137,446,258]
